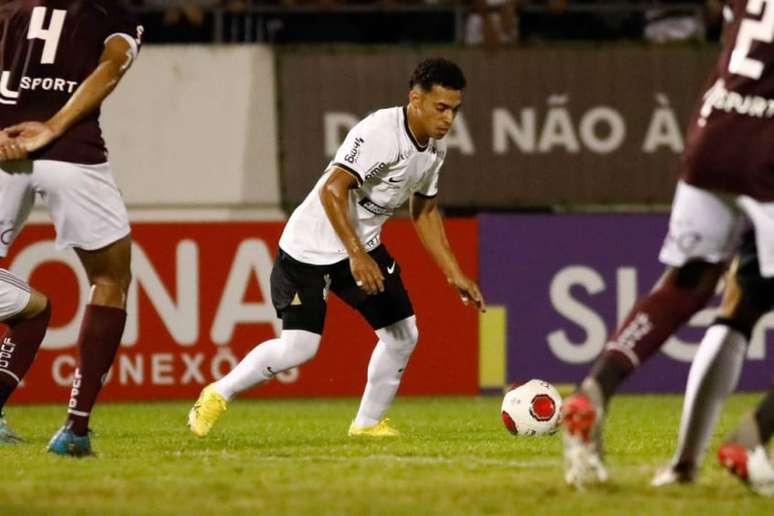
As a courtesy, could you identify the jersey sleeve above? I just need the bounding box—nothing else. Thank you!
[332,121,398,186]
[414,147,445,198]
[103,3,144,60]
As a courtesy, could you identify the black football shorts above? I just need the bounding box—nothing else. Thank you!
[270,245,415,334]
[735,230,774,312]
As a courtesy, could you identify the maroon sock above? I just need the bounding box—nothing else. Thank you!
[589,281,712,402]
[66,304,126,436]
[0,303,51,411]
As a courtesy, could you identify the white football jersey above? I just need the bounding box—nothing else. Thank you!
[279,106,446,265]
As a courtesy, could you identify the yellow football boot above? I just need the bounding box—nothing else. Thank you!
[348,418,400,437]
[187,384,227,437]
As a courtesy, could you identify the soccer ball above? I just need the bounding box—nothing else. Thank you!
[501,379,562,436]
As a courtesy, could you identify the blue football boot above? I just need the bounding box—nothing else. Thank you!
[0,413,22,444]
[47,426,93,457]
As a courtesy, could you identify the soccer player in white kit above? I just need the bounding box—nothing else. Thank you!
[188,58,485,437]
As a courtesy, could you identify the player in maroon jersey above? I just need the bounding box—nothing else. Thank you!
[0,0,143,456]
[563,0,774,487]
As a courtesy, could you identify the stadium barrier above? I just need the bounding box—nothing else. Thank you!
[5,220,478,403]
[278,46,717,209]
[101,45,281,209]
[478,214,774,393]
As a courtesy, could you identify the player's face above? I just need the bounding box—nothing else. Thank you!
[411,85,462,140]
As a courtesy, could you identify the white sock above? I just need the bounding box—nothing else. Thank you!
[354,316,418,427]
[213,329,321,401]
[673,324,747,469]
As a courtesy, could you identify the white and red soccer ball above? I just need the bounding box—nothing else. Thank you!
[501,379,562,436]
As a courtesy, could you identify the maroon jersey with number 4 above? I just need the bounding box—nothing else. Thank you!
[0,0,142,164]
[682,0,774,200]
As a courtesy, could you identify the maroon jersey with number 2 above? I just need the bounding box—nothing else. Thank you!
[0,0,142,164]
[682,0,774,201]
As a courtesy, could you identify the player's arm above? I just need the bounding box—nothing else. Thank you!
[319,167,385,295]
[0,35,136,159]
[410,193,485,312]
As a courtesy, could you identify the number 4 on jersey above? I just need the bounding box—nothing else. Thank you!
[27,6,67,65]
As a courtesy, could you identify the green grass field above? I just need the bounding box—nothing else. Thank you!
[0,394,771,515]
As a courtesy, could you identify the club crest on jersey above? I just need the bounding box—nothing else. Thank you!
[323,274,332,300]
[344,137,365,164]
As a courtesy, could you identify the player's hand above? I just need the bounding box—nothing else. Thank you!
[448,273,486,312]
[3,121,58,155]
[349,249,385,296]
[0,129,29,161]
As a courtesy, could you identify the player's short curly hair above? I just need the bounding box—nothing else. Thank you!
[409,58,466,92]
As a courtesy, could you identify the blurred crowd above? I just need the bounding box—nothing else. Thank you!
[125,1,724,45]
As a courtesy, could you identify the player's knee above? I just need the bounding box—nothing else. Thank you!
[91,270,131,295]
[25,290,50,319]
[661,262,722,311]
[672,261,721,290]
[377,315,419,353]
[282,329,321,364]
[7,290,50,324]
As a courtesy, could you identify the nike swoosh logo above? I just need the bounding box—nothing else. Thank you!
[387,262,396,274]
[388,177,403,183]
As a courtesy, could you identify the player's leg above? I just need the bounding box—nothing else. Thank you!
[715,199,774,495]
[334,246,416,436]
[188,250,326,437]
[0,271,50,444]
[563,181,742,486]
[212,331,321,402]
[653,254,764,485]
[46,236,131,456]
[564,262,723,486]
[32,160,132,455]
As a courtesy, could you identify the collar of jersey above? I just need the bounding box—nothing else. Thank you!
[402,106,429,153]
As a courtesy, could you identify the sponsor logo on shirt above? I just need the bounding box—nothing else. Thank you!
[364,161,388,182]
[0,71,20,105]
[19,76,79,94]
[344,137,365,164]
[698,78,774,126]
[358,197,393,217]
[0,70,79,105]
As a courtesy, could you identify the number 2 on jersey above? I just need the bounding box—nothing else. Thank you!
[27,6,66,65]
[729,0,774,79]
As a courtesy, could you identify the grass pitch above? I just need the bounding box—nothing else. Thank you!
[0,394,771,515]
